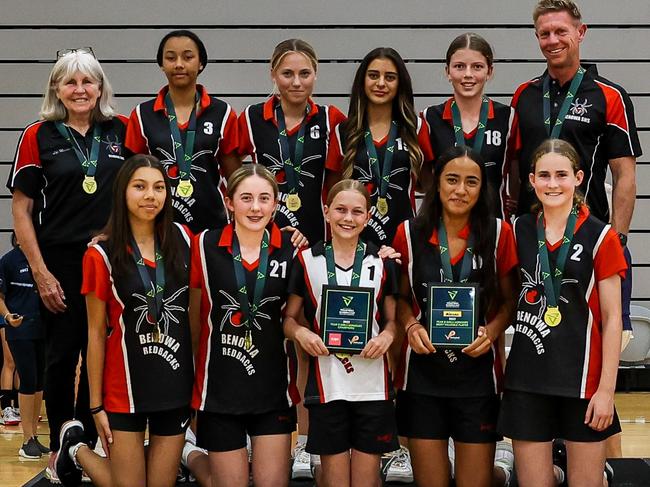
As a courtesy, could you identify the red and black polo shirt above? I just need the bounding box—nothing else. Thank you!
[238,97,346,245]
[421,98,515,219]
[8,116,128,247]
[190,223,300,414]
[510,64,642,220]
[506,206,626,399]
[125,85,239,233]
[392,218,518,397]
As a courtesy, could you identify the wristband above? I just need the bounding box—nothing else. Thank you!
[90,405,104,415]
[618,232,628,247]
[406,321,420,333]
[3,313,11,322]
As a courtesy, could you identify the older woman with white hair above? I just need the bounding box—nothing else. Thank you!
[7,47,128,480]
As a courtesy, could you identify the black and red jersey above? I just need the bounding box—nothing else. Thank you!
[327,120,433,246]
[510,65,642,220]
[125,85,239,233]
[421,98,515,219]
[238,97,346,245]
[81,223,194,414]
[190,223,299,414]
[8,117,128,247]
[392,218,518,397]
[288,241,398,405]
[506,205,626,399]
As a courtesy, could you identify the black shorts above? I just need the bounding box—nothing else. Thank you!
[196,407,296,452]
[396,390,501,443]
[498,389,621,442]
[106,406,191,436]
[306,400,399,455]
[7,339,45,394]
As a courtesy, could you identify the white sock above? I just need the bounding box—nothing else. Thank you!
[68,442,85,469]
[297,434,308,446]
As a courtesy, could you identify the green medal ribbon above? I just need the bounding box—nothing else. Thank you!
[535,206,578,326]
[164,92,198,189]
[363,121,398,203]
[450,96,489,154]
[54,122,102,183]
[437,222,475,283]
[130,237,165,340]
[325,241,365,287]
[543,67,585,138]
[232,230,270,350]
[275,103,311,199]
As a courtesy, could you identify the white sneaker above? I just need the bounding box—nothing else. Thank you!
[45,452,61,484]
[1,406,20,426]
[291,443,313,479]
[384,446,413,483]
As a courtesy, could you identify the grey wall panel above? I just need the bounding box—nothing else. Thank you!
[1,95,648,130]
[628,234,650,265]
[2,28,649,61]
[0,132,20,162]
[630,200,650,231]
[4,62,650,98]
[632,267,650,300]
[2,0,649,25]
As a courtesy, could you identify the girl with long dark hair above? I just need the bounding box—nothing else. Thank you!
[53,154,194,487]
[392,146,518,487]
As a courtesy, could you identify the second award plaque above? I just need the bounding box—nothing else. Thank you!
[319,285,374,354]
[427,283,478,348]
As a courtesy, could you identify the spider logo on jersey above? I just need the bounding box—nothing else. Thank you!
[217,289,281,332]
[519,255,577,321]
[133,285,188,336]
[569,98,592,117]
[156,134,212,180]
[356,166,409,199]
[262,149,321,186]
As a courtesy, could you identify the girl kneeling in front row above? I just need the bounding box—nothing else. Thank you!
[284,179,400,487]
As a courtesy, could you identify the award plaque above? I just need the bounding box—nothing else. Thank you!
[427,283,478,348]
[319,285,374,354]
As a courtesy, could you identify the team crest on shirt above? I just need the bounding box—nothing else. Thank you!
[157,134,212,180]
[132,285,189,336]
[566,98,592,123]
[103,134,123,159]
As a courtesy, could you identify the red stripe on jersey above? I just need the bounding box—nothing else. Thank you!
[509,79,537,155]
[11,121,44,185]
[417,116,434,162]
[585,286,603,398]
[285,340,301,405]
[125,106,149,155]
[325,124,345,172]
[298,251,321,335]
[595,80,631,139]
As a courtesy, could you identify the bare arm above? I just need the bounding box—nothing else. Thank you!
[189,287,202,356]
[0,293,23,327]
[12,190,66,312]
[585,274,622,431]
[85,292,112,453]
[219,152,242,180]
[609,156,636,235]
[463,270,517,357]
[283,294,328,357]
[397,272,435,354]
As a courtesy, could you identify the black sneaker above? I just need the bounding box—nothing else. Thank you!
[55,420,85,487]
[34,435,51,454]
[552,438,567,487]
[19,437,42,459]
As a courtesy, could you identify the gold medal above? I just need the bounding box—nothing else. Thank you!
[376,197,388,216]
[544,306,562,327]
[177,179,194,198]
[286,193,302,212]
[244,329,253,351]
[82,176,97,194]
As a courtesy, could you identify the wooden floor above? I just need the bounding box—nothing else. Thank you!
[0,393,648,487]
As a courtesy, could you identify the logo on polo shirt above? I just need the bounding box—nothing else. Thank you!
[566,98,592,123]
